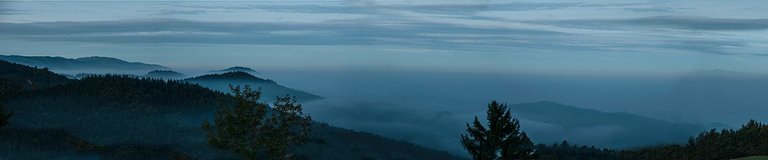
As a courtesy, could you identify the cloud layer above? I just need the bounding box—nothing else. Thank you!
[0,1,766,71]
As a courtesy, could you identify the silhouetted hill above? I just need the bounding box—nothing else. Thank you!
[2,63,457,159]
[189,71,272,83]
[209,66,259,74]
[185,71,322,102]
[0,55,168,74]
[0,60,71,97]
[508,101,704,148]
[145,70,185,79]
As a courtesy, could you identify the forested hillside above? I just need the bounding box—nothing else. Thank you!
[185,71,322,102]
[619,119,768,160]
[0,61,462,159]
[0,60,71,93]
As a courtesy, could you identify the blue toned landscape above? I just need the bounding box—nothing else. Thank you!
[1,1,767,160]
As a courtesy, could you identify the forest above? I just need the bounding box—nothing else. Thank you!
[0,60,460,159]
[1,59,767,159]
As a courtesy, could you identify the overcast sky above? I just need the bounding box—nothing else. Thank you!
[1,0,767,74]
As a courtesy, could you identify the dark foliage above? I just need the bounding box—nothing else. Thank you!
[2,62,462,159]
[0,60,71,94]
[532,120,768,160]
[187,71,275,83]
[184,71,322,102]
[534,141,618,160]
[0,96,11,129]
[619,119,768,160]
[145,70,185,79]
[202,85,312,160]
[4,74,230,158]
[0,128,196,159]
[15,74,227,112]
[462,101,535,160]
[100,144,195,160]
[0,128,102,159]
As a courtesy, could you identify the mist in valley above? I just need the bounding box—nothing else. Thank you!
[253,69,768,155]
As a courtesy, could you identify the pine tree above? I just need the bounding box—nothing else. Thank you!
[202,85,312,160]
[461,101,535,160]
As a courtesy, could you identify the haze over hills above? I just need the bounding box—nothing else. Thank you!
[661,69,768,124]
[0,55,169,75]
[209,66,260,75]
[0,61,462,159]
[0,55,321,102]
[185,71,322,102]
[2,56,764,157]
[508,101,706,148]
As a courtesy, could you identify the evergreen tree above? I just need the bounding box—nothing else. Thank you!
[202,85,312,160]
[461,101,535,160]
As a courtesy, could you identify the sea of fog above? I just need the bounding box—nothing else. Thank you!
[250,69,768,155]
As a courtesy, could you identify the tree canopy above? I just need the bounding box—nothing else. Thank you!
[461,101,535,160]
[202,85,312,160]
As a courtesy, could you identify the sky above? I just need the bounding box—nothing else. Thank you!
[1,0,768,74]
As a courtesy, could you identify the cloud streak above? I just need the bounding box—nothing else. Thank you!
[549,16,768,31]
[1,16,763,56]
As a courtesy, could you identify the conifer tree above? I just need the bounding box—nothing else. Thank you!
[461,101,535,160]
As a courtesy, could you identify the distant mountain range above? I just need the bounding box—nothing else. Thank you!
[0,55,169,74]
[0,55,321,102]
[508,101,708,148]
[185,71,322,102]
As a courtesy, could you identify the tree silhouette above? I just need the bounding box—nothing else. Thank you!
[461,101,535,160]
[202,85,312,160]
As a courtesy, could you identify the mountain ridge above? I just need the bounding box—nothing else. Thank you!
[184,71,321,102]
[0,55,169,74]
[209,66,259,74]
[507,101,706,148]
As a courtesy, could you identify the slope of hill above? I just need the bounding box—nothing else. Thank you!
[1,63,459,159]
[0,128,102,159]
[145,70,185,79]
[0,60,71,97]
[209,66,259,74]
[0,128,196,159]
[185,71,322,102]
[508,101,705,148]
[0,55,169,74]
